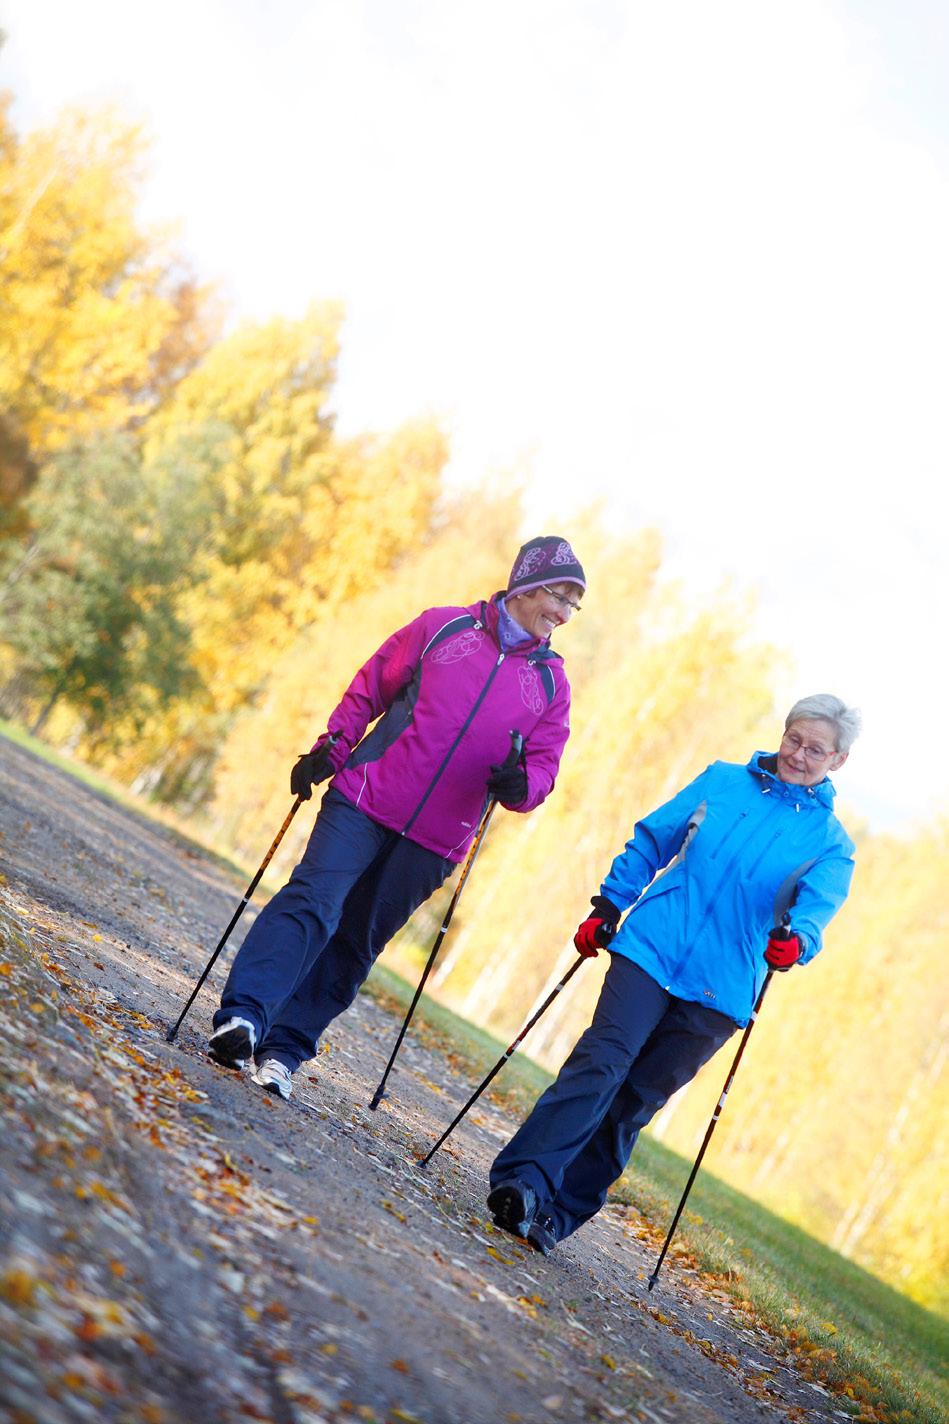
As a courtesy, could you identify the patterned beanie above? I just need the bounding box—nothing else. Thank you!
[507,536,586,597]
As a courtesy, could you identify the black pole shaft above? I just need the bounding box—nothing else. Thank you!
[419,954,586,1168]
[647,971,773,1290]
[165,797,303,1043]
[368,800,497,1110]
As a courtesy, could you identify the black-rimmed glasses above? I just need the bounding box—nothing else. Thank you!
[539,584,582,614]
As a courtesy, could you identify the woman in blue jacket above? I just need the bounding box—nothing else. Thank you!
[487,693,861,1256]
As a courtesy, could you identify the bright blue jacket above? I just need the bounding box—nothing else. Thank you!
[602,753,856,1026]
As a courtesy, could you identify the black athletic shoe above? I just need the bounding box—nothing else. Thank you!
[208,1017,256,1069]
[487,1179,538,1238]
[527,1214,557,1257]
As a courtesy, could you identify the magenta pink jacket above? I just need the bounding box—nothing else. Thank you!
[313,596,572,861]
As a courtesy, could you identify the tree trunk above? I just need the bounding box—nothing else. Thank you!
[30,685,62,737]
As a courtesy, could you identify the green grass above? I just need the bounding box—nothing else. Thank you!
[5,721,946,1423]
[365,959,948,1424]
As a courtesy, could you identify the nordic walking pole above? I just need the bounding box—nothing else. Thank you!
[165,735,339,1044]
[647,969,774,1291]
[419,952,587,1168]
[369,729,524,1111]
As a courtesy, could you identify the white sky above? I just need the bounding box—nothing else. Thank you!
[2,0,946,832]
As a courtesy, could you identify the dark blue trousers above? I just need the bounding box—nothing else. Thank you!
[490,956,736,1242]
[214,789,452,1071]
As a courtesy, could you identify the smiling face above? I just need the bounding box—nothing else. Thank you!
[776,717,849,787]
[507,581,583,640]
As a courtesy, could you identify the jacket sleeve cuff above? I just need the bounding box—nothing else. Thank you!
[311,731,351,771]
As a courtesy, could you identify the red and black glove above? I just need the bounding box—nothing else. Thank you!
[290,743,336,801]
[573,896,621,958]
[764,925,802,972]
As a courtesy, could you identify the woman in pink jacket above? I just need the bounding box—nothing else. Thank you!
[209,536,584,1099]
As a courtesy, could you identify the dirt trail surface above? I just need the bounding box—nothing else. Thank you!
[1,736,853,1424]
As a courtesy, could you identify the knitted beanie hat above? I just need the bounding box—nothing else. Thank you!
[507,536,586,598]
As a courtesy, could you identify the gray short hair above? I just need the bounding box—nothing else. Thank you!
[785,694,862,754]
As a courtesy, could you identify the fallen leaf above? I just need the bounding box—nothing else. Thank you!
[0,1268,38,1306]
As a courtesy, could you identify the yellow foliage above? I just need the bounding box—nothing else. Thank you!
[0,99,213,479]
[97,314,450,794]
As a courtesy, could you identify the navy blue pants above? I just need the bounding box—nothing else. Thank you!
[490,956,736,1242]
[214,789,452,1071]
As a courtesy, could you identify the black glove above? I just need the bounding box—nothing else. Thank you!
[486,759,528,806]
[290,745,336,801]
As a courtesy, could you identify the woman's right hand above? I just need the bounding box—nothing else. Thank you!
[573,896,621,957]
[290,745,336,800]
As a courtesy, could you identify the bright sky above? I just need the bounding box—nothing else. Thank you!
[3,0,946,833]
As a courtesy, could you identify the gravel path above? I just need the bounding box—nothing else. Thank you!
[0,735,853,1424]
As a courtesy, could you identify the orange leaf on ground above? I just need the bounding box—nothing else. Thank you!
[0,1268,38,1306]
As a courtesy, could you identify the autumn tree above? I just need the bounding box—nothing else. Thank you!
[0,96,214,533]
[0,431,223,736]
[92,310,452,803]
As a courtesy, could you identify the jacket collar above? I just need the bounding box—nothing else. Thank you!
[748,751,837,810]
[481,593,563,662]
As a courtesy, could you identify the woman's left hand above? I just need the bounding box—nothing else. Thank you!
[486,760,528,805]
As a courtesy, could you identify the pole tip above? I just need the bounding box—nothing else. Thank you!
[165,1027,177,1043]
[368,1092,384,1111]
[646,1275,657,1292]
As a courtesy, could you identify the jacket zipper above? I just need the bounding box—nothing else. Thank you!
[401,650,506,837]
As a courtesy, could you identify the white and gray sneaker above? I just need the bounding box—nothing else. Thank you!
[208,1017,257,1070]
[252,1059,293,1100]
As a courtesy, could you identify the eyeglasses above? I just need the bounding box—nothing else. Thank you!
[539,585,582,614]
[781,731,835,762]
